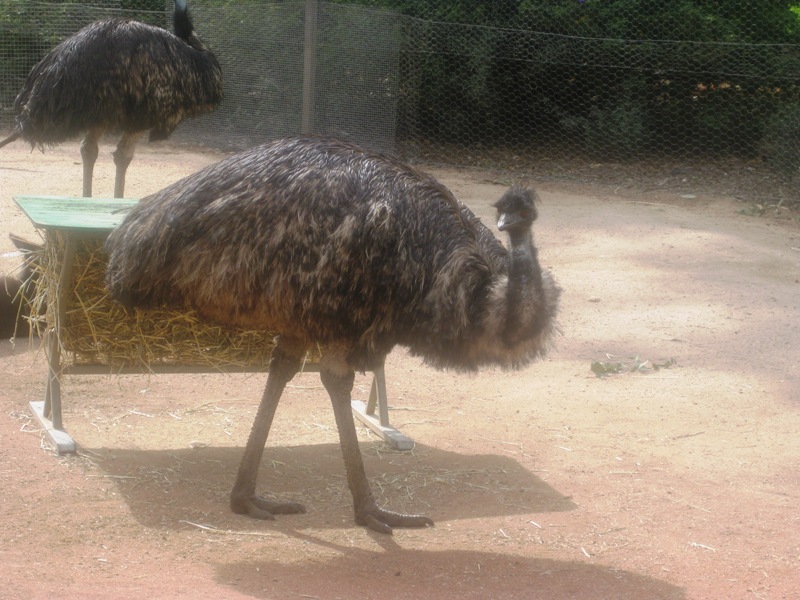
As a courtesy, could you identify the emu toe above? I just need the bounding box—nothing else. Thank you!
[230,494,306,520]
[355,506,434,535]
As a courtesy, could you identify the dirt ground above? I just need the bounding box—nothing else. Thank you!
[1,140,799,600]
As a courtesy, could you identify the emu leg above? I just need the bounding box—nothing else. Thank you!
[80,129,101,197]
[230,346,306,519]
[112,131,143,198]
[0,130,20,149]
[321,366,434,535]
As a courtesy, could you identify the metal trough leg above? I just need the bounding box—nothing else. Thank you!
[351,366,414,450]
[30,328,76,454]
[30,234,77,454]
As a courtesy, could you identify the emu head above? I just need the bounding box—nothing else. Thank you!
[494,186,539,234]
[1,233,43,338]
[8,233,42,294]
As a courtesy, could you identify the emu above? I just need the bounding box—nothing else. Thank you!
[0,0,222,198]
[105,137,561,534]
[1,234,42,339]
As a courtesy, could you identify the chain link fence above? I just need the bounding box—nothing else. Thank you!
[2,0,799,202]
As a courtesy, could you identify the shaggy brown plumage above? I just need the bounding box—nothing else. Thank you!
[1,234,41,339]
[105,136,560,534]
[0,0,222,198]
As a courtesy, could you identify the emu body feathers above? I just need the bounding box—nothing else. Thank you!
[106,137,559,372]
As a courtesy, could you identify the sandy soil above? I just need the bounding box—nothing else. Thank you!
[1,140,799,600]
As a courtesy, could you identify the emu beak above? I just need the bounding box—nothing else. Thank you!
[497,212,521,232]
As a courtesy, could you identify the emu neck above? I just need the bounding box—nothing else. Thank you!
[501,225,544,344]
[507,227,536,278]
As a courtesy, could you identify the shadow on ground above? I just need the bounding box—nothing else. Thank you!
[214,532,686,600]
[83,443,685,597]
[84,442,576,530]
[0,337,40,359]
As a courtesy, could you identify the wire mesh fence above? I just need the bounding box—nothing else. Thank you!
[2,0,799,202]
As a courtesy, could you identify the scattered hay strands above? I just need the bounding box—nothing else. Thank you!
[180,520,281,538]
[31,234,321,371]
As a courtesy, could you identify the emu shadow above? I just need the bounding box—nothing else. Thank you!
[84,442,576,531]
[0,338,40,359]
[214,540,686,600]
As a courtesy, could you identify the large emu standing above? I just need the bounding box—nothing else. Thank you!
[0,0,222,198]
[105,137,561,534]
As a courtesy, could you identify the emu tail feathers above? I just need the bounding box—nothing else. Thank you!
[0,129,20,150]
[172,0,194,40]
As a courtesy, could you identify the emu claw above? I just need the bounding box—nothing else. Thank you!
[231,494,306,520]
[356,507,434,535]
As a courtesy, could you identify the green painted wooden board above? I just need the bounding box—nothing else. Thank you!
[13,195,138,232]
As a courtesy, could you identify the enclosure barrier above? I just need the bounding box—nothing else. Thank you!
[2,0,799,200]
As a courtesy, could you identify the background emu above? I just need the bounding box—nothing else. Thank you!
[1,234,41,339]
[105,136,560,534]
[0,0,222,198]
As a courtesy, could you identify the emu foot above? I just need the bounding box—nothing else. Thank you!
[355,506,434,535]
[230,494,306,520]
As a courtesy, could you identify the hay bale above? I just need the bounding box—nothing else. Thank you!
[31,232,307,370]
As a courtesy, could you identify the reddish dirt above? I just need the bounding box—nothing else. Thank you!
[1,141,799,600]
